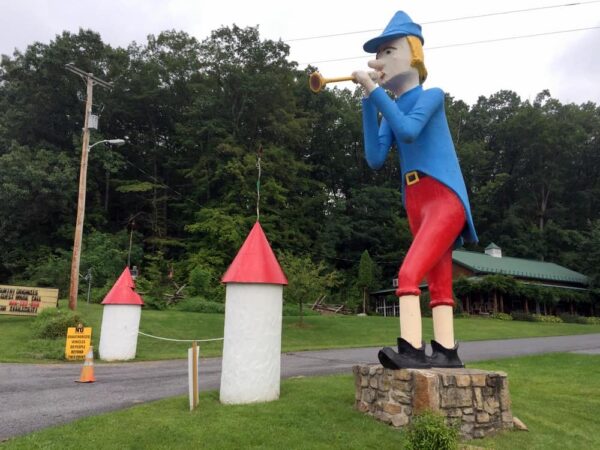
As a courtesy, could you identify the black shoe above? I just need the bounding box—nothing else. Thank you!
[378,337,431,369]
[429,340,465,368]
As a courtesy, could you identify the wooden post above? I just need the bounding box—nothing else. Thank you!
[192,341,199,410]
[68,75,93,311]
[65,65,113,310]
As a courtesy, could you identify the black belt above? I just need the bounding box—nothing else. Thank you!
[405,171,428,186]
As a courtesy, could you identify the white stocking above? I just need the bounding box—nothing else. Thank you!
[432,305,455,348]
[399,295,422,348]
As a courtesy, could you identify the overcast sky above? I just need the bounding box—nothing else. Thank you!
[1,0,599,105]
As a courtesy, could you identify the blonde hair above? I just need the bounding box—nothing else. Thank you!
[406,36,428,84]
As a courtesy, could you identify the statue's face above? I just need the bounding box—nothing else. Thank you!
[368,37,417,93]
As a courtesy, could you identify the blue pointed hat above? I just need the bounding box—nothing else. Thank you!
[363,11,424,53]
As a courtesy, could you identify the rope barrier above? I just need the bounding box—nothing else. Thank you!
[138,331,224,343]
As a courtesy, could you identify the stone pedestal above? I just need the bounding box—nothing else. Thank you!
[353,365,513,439]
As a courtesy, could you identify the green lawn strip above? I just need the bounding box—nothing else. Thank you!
[2,302,600,362]
[3,353,599,449]
[470,353,600,449]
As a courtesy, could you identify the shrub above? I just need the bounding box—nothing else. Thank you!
[177,297,225,314]
[141,295,169,310]
[559,313,588,324]
[560,314,600,325]
[188,263,225,303]
[405,410,459,450]
[282,302,319,316]
[88,281,113,304]
[531,314,563,323]
[510,311,534,322]
[32,308,87,339]
[491,312,513,321]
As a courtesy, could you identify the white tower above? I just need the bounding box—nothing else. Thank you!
[219,222,288,404]
[99,267,144,361]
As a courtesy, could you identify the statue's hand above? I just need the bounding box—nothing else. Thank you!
[352,70,378,95]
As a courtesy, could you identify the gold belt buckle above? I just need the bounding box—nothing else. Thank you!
[405,171,420,186]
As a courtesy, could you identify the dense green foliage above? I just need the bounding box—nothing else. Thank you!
[405,410,459,450]
[1,26,599,306]
[455,274,597,316]
[32,308,86,339]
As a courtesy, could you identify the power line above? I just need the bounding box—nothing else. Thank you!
[122,158,204,209]
[285,1,600,42]
[301,26,600,65]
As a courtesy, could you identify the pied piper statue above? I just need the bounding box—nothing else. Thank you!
[352,11,478,369]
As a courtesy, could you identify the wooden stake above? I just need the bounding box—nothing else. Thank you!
[192,341,199,410]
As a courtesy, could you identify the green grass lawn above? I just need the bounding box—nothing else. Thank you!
[1,300,600,362]
[2,353,598,449]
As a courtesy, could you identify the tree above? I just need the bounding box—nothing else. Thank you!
[357,250,376,314]
[278,252,341,325]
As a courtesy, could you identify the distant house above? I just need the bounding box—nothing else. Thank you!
[370,243,591,316]
[452,243,589,315]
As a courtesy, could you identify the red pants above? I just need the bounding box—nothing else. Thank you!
[396,176,466,308]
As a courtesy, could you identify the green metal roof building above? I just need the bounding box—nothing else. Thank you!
[453,244,589,289]
[370,243,591,317]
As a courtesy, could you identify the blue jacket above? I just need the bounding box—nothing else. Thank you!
[362,85,478,245]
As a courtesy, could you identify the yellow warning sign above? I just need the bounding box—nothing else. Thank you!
[65,325,92,360]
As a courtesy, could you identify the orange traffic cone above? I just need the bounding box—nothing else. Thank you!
[76,346,96,383]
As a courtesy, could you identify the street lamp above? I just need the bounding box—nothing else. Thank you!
[89,139,126,151]
[68,138,126,310]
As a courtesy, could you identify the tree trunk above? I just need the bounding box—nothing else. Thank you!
[466,294,471,314]
[524,298,529,314]
[535,300,541,315]
[538,184,551,233]
[499,294,504,313]
[493,291,498,314]
[104,170,110,211]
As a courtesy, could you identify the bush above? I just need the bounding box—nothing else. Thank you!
[177,297,225,314]
[405,410,459,450]
[491,312,513,321]
[32,308,87,339]
[560,314,600,325]
[559,313,588,324]
[531,314,563,323]
[282,302,319,316]
[511,311,534,322]
[141,295,169,310]
[188,263,225,303]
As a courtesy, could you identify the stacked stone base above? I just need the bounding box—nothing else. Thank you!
[353,365,513,439]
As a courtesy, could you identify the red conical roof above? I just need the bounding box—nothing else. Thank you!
[102,267,144,305]
[222,222,288,285]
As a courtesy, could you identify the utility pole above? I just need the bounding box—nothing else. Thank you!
[66,64,113,310]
